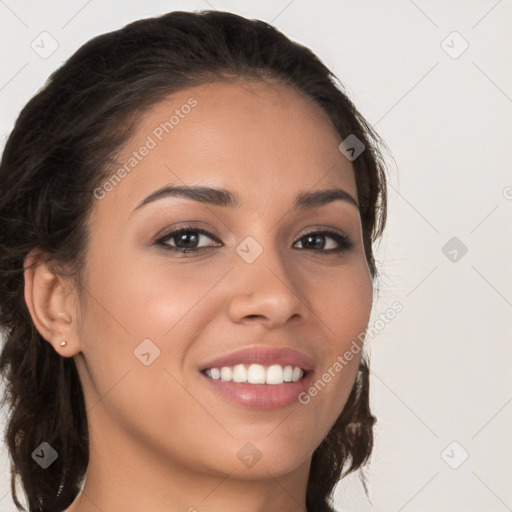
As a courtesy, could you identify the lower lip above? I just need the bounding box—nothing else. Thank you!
[202,372,313,410]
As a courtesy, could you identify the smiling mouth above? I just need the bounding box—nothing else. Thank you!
[201,363,308,385]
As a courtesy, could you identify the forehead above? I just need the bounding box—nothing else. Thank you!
[92,80,357,219]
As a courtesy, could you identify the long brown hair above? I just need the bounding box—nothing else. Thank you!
[0,10,388,512]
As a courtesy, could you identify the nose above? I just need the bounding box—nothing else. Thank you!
[226,240,310,329]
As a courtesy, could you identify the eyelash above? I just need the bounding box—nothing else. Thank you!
[154,224,353,255]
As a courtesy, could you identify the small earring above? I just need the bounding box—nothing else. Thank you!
[60,341,67,347]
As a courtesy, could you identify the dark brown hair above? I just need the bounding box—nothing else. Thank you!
[0,10,388,512]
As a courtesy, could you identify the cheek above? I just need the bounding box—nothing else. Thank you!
[82,247,216,339]
[74,255,236,470]
[295,259,373,432]
[306,257,373,347]
[76,250,229,404]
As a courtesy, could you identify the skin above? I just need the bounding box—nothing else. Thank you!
[24,80,374,512]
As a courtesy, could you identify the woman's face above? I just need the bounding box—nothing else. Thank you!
[72,80,373,481]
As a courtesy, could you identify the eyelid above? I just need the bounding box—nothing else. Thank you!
[299,225,348,238]
[155,222,222,241]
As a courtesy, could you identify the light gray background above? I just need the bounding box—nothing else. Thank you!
[1,1,511,511]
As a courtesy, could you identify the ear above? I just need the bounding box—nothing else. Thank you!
[23,248,81,357]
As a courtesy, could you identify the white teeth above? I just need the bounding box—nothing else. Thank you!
[266,364,283,385]
[232,364,247,382]
[220,366,232,382]
[248,364,266,384]
[204,363,305,385]
[292,367,303,382]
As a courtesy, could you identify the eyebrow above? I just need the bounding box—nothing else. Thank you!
[131,184,359,214]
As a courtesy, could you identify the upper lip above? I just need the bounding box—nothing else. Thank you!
[199,346,315,372]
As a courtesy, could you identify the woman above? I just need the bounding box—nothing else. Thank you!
[0,10,388,512]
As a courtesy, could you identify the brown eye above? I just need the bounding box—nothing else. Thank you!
[156,227,222,254]
[294,229,353,253]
